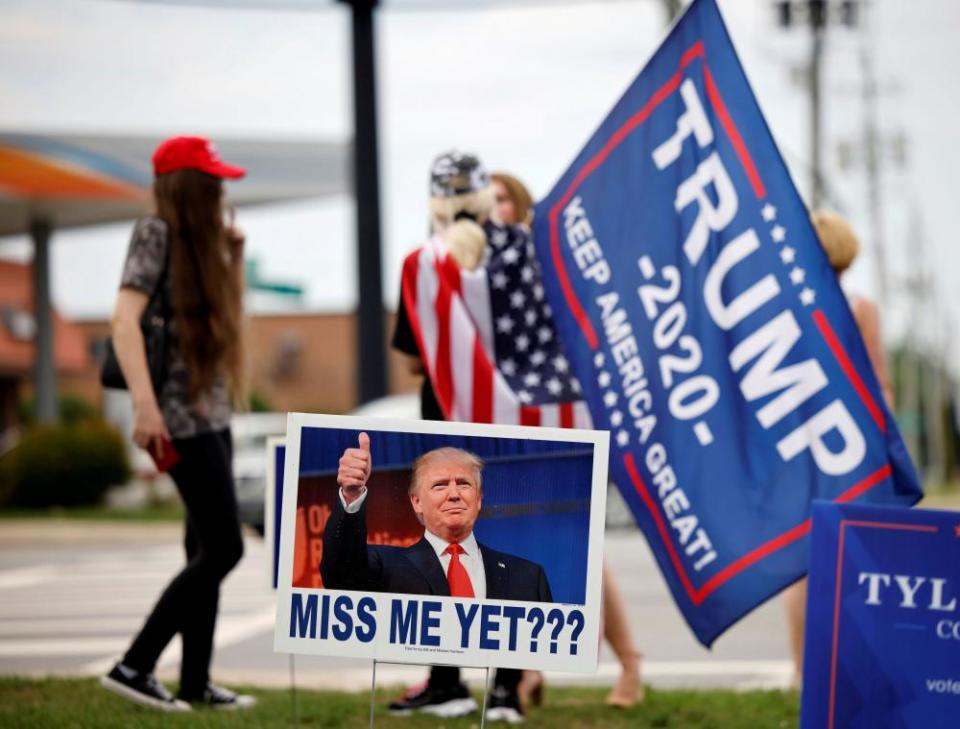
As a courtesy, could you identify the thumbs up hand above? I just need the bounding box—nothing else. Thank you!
[338,432,373,503]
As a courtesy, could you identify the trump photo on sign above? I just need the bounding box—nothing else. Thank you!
[273,414,608,673]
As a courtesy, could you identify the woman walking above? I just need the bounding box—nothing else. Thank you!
[100,136,254,711]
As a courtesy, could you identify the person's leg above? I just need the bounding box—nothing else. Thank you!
[486,668,525,722]
[784,578,807,682]
[492,669,520,693]
[429,665,461,689]
[516,669,544,710]
[602,562,643,707]
[389,665,475,716]
[177,431,243,697]
[122,431,244,693]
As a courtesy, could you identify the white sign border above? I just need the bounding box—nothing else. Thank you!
[273,412,609,674]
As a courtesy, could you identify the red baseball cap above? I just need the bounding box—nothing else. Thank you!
[152,136,246,179]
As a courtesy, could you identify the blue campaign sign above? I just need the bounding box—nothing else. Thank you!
[801,502,960,729]
[533,0,920,645]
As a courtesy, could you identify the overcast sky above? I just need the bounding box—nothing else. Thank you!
[1,0,957,366]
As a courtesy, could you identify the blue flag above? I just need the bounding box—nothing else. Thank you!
[533,0,921,646]
[801,502,960,729]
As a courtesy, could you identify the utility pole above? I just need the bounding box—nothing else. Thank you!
[775,0,859,208]
[859,3,890,315]
[809,2,825,208]
[30,217,57,424]
[340,0,387,405]
[661,0,683,24]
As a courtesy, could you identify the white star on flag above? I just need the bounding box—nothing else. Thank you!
[616,430,630,447]
[524,309,537,327]
[761,203,777,221]
[521,266,534,283]
[501,246,520,265]
[530,350,546,366]
[553,355,569,372]
[789,267,806,285]
[491,229,508,248]
[570,378,581,394]
[771,225,786,243]
[780,246,796,264]
[537,326,553,343]
[515,333,530,351]
[546,377,563,395]
[524,371,541,387]
[518,390,533,403]
[491,271,508,290]
[533,283,544,301]
[598,371,611,387]
[604,391,618,407]
[500,358,517,376]
[496,315,514,334]
[542,304,552,318]
[800,288,816,306]
[610,410,623,426]
[510,291,526,309]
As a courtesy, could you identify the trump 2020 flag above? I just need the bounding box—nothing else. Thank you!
[533,0,921,646]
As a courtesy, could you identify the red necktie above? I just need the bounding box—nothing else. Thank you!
[445,543,475,598]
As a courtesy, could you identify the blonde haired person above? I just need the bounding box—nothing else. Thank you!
[784,209,894,682]
[492,171,534,228]
[389,151,544,722]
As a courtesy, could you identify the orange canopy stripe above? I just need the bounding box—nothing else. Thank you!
[0,145,146,201]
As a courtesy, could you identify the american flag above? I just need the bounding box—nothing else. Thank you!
[400,221,592,428]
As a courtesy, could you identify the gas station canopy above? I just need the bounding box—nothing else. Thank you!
[0,131,350,235]
[0,130,350,422]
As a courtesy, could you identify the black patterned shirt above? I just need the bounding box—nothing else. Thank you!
[119,216,232,439]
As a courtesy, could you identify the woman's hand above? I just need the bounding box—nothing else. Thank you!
[132,398,172,454]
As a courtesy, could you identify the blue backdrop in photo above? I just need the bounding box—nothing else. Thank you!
[293,427,595,605]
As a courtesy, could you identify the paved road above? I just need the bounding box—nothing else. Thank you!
[0,519,793,692]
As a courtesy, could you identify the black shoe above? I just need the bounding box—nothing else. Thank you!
[100,663,191,712]
[486,685,525,724]
[388,682,478,717]
[179,683,257,710]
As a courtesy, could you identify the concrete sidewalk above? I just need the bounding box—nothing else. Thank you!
[0,518,182,547]
[0,516,800,692]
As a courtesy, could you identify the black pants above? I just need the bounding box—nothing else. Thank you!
[123,430,244,697]
[430,666,520,693]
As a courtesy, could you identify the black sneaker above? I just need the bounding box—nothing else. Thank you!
[100,663,191,712]
[388,682,478,717]
[180,683,257,710]
[486,685,525,724]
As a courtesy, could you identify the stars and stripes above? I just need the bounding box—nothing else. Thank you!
[400,222,591,428]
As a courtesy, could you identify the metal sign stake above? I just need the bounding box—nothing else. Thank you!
[289,654,299,728]
[368,659,378,729]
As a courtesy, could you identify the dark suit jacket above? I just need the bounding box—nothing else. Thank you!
[320,497,553,602]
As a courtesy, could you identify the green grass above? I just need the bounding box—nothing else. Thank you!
[0,677,799,728]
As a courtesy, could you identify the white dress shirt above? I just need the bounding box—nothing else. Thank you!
[339,487,487,598]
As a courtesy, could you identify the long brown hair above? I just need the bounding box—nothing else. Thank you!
[491,172,534,226]
[154,169,244,401]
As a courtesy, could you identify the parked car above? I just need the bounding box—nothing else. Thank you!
[232,412,286,534]
[232,396,420,534]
